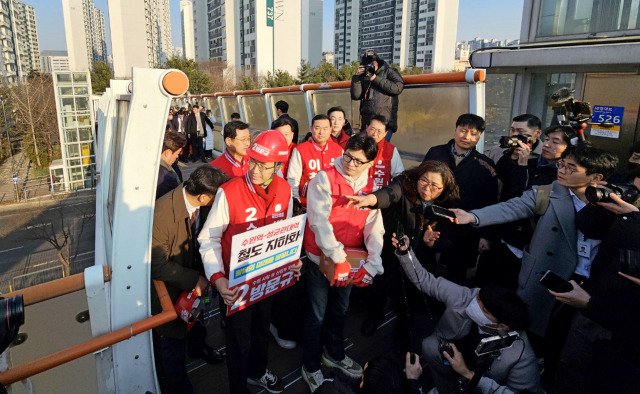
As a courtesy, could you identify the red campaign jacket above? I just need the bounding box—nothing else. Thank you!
[210,150,249,178]
[296,139,343,206]
[331,129,350,149]
[281,142,297,179]
[362,139,395,194]
[304,167,370,257]
[219,173,291,278]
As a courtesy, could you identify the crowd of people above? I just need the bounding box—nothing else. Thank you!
[152,51,640,394]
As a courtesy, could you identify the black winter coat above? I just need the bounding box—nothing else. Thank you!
[350,59,404,132]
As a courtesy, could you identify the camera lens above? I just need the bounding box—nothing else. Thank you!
[585,186,604,204]
[5,295,24,329]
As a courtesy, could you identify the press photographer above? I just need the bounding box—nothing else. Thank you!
[350,49,404,141]
[392,234,541,394]
[549,173,640,394]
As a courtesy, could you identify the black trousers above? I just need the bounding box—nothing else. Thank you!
[271,271,306,341]
[159,336,193,394]
[225,297,274,394]
[188,134,204,161]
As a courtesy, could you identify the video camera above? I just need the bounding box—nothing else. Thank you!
[549,87,593,143]
[361,49,377,78]
[585,183,640,205]
[499,134,532,149]
[0,294,24,394]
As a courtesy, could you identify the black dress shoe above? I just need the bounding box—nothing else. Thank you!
[361,313,385,337]
[193,346,224,364]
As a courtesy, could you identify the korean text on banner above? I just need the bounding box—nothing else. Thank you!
[227,214,306,315]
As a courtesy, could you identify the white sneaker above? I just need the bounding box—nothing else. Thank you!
[321,350,363,378]
[269,323,297,349]
[247,369,284,393]
[301,366,324,393]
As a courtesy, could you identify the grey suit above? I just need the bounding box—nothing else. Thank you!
[471,181,577,337]
[398,249,541,394]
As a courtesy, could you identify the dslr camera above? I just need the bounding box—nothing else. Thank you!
[585,183,640,205]
[361,49,377,78]
[499,134,532,149]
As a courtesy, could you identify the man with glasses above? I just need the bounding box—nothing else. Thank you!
[210,120,251,178]
[199,130,301,394]
[301,134,385,392]
[423,113,499,284]
[451,145,618,382]
[287,114,343,207]
[363,115,404,193]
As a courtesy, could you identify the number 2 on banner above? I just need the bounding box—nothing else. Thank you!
[230,284,250,311]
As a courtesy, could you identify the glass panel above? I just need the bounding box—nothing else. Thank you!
[77,114,91,126]
[59,87,73,96]
[214,124,223,152]
[62,115,76,128]
[241,95,269,131]
[108,100,130,231]
[56,73,71,83]
[204,97,221,126]
[73,73,87,82]
[68,159,81,166]
[538,0,639,37]
[312,90,360,131]
[75,97,89,111]
[60,97,75,112]
[78,127,92,141]
[66,143,80,158]
[70,181,84,189]
[268,93,309,144]
[220,97,239,123]
[74,87,88,95]
[65,129,78,143]
[393,84,469,162]
[527,73,576,128]
[484,74,516,151]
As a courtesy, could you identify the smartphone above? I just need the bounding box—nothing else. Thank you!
[475,331,519,356]
[539,270,573,293]
[619,249,640,279]
[429,205,456,220]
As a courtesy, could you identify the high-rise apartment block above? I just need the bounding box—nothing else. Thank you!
[180,0,195,59]
[41,50,70,73]
[190,0,322,77]
[108,0,173,78]
[62,0,108,72]
[0,0,40,83]
[334,0,458,72]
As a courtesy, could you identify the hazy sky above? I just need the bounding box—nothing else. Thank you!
[28,0,523,53]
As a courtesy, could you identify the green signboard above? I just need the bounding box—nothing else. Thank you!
[266,0,274,27]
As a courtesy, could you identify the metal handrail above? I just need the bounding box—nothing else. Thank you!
[0,267,177,385]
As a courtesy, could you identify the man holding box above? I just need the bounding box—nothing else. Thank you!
[301,134,385,392]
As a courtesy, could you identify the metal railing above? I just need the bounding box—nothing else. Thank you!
[0,267,177,386]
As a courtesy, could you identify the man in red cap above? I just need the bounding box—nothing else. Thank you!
[199,130,301,394]
[287,114,343,207]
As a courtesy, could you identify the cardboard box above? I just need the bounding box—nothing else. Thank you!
[319,248,368,283]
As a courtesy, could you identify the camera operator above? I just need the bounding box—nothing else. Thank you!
[548,174,640,394]
[487,114,543,165]
[393,234,540,394]
[350,49,404,142]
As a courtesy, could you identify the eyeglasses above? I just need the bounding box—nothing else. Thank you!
[234,137,251,144]
[249,159,275,172]
[343,152,370,168]
[417,178,444,190]
[555,159,581,174]
[367,127,386,136]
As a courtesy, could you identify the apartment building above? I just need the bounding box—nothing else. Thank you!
[108,0,173,78]
[191,0,323,77]
[62,0,108,72]
[180,0,195,59]
[12,0,39,74]
[41,50,70,73]
[334,0,458,72]
[0,0,41,83]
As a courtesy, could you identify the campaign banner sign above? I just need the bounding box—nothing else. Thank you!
[591,105,624,139]
[227,214,306,315]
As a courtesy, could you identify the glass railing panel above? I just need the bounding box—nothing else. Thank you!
[312,89,360,131]
[268,93,309,144]
[484,73,516,151]
[220,96,239,124]
[241,95,269,131]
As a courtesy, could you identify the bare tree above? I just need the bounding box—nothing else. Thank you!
[10,73,58,168]
[198,59,237,92]
[27,207,95,276]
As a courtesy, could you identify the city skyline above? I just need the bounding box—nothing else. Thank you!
[26,0,523,56]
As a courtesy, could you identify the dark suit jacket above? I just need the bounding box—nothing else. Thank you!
[151,185,201,338]
[186,112,213,136]
[271,113,299,144]
[156,160,180,200]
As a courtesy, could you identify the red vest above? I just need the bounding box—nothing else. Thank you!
[303,167,370,257]
[210,150,249,178]
[362,140,396,194]
[331,129,350,149]
[220,173,291,277]
[296,139,343,206]
[281,142,297,179]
